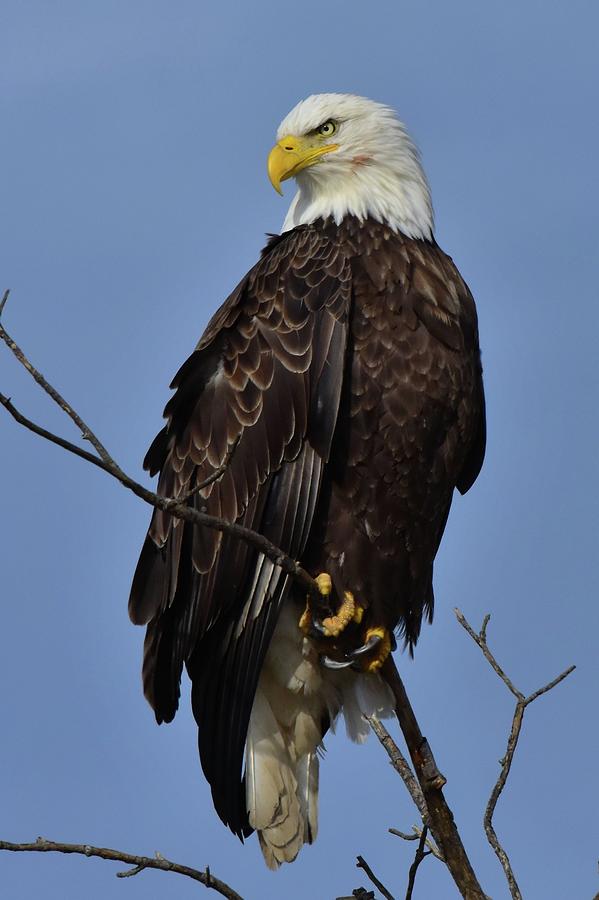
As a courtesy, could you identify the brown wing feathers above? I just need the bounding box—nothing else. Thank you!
[129,226,351,834]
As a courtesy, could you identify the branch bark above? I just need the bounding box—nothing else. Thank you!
[0,838,242,900]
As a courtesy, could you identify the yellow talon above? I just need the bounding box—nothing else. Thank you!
[315,573,332,596]
[300,572,333,634]
[362,626,392,673]
[300,572,365,641]
[299,606,312,633]
[321,591,355,638]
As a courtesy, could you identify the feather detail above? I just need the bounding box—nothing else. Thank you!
[295,751,319,844]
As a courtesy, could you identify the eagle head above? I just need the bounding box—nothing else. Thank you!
[268,93,433,240]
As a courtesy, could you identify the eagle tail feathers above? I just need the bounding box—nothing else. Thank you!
[245,601,329,868]
[246,684,310,869]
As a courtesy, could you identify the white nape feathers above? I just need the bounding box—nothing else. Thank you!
[277,93,433,240]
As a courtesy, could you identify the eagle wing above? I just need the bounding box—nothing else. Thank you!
[129,225,351,835]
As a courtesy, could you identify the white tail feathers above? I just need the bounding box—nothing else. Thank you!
[245,602,324,869]
[245,601,394,868]
[245,687,315,868]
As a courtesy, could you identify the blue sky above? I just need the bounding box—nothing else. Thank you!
[1,1,597,897]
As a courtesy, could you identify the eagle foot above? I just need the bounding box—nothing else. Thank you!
[322,626,393,673]
[354,626,393,672]
[300,573,364,639]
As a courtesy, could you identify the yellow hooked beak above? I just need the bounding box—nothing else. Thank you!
[267,135,339,194]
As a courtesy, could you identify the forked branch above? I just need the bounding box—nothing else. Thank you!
[455,609,575,899]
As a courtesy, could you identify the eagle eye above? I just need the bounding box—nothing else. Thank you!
[316,120,336,137]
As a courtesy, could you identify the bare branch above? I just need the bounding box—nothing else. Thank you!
[524,666,576,706]
[404,826,431,900]
[0,295,116,466]
[356,855,395,900]
[455,608,576,900]
[389,827,444,863]
[0,838,242,900]
[453,609,523,701]
[366,716,428,822]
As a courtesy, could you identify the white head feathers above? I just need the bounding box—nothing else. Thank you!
[276,93,434,240]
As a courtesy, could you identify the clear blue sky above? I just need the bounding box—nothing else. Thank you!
[1,1,597,897]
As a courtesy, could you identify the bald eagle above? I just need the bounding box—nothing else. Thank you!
[129,93,486,868]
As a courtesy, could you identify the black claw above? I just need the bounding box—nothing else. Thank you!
[309,619,328,637]
[321,655,354,669]
[348,633,382,659]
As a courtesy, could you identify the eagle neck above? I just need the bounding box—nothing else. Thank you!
[281,162,434,241]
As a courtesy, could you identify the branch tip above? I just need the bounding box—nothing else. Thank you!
[355,855,395,900]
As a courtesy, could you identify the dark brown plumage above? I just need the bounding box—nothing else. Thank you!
[129,215,485,844]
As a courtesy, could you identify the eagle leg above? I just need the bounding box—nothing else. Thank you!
[300,573,364,638]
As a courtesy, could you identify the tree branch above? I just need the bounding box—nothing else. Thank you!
[404,826,431,900]
[366,716,428,823]
[389,826,444,863]
[0,838,242,900]
[356,855,395,900]
[454,609,575,900]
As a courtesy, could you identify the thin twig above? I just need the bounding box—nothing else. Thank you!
[455,608,575,900]
[453,610,523,701]
[389,827,444,863]
[117,862,147,878]
[0,289,10,316]
[356,855,395,900]
[0,838,242,900]
[404,826,431,900]
[524,667,576,705]
[366,716,428,823]
[0,295,115,466]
